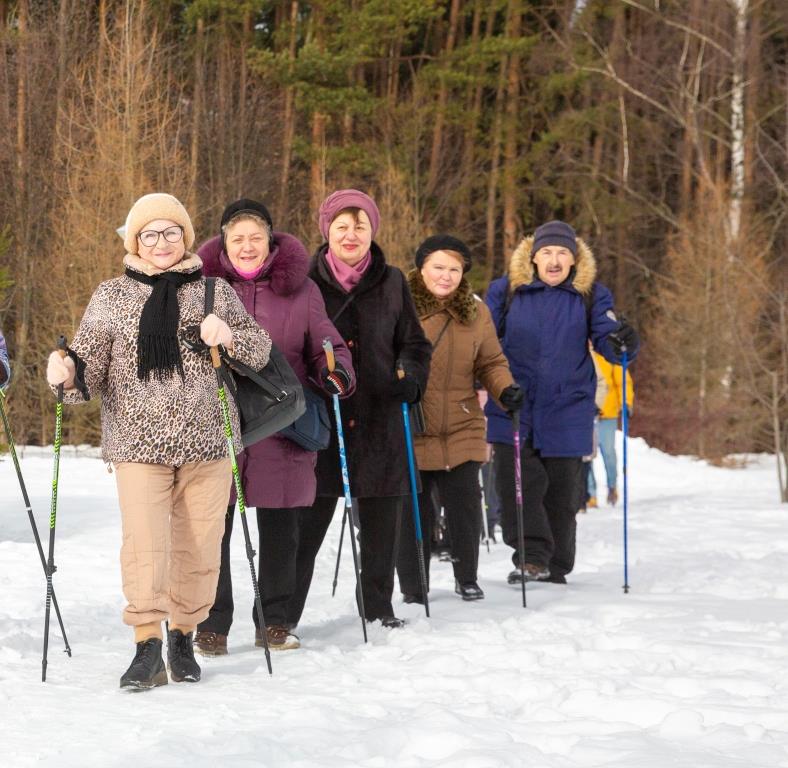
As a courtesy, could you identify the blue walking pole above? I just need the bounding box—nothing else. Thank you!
[397,361,430,618]
[323,339,367,642]
[622,349,630,594]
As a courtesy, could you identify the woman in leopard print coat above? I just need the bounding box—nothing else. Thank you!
[45,193,271,691]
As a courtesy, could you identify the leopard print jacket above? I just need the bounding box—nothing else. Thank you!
[62,254,271,466]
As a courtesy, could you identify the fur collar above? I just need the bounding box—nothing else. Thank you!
[123,252,202,277]
[407,268,477,326]
[198,232,310,297]
[508,235,596,295]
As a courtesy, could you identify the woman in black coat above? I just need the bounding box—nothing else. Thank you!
[285,189,432,628]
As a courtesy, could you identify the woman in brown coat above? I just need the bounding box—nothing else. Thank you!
[396,236,522,602]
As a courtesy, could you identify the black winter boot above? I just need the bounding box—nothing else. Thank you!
[120,638,168,691]
[167,629,201,683]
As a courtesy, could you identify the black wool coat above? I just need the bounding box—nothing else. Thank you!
[310,242,432,498]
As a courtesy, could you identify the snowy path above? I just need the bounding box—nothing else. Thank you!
[1,438,787,767]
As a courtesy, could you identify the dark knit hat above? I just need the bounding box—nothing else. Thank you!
[415,234,472,273]
[531,220,577,257]
[220,198,273,233]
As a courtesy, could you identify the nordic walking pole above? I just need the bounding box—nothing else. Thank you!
[479,467,491,553]
[42,335,68,682]
[0,390,71,658]
[210,346,273,673]
[322,338,367,641]
[396,361,430,618]
[511,409,527,608]
[331,506,347,597]
[622,349,630,594]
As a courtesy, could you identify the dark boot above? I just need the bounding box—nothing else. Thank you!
[193,630,228,657]
[167,629,201,683]
[120,638,168,691]
[455,580,485,601]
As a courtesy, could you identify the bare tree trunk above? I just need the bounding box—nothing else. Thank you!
[458,0,485,227]
[484,23,509,283]
[502,0,522,258]
[188,16,205,213]
[277,0,300,218]
[14,0,31,378]
[236,9,252,198]
[426,0,461,195]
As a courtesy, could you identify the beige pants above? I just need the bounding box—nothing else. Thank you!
[114,458,232,632]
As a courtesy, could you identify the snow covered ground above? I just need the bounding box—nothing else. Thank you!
[1,436,787,768]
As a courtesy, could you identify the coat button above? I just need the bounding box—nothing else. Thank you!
[348,339,355,348]
[348,419,356,428]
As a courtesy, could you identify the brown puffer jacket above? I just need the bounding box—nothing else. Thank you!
[408,269,513,471]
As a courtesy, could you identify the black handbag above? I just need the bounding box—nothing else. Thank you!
[204,278,306,448]
[205,277,332,451]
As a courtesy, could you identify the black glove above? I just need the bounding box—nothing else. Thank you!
[499,384,523,412]
[608,320,638,356]
[390,373,420,404]
[321,361,351,396]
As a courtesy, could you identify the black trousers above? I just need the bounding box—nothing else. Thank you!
[396,461,482,595]
[493,441,583,579]
[197,503,311,635]
[287,495,404,624]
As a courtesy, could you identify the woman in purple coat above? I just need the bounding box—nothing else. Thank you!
[194,199,354,653]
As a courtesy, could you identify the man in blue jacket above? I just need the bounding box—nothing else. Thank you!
[485,221,638,584]
[0,327,10,391]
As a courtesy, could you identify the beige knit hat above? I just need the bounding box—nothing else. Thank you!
[123,193,195,254]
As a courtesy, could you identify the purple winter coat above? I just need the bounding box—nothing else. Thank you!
[199,232,355,508]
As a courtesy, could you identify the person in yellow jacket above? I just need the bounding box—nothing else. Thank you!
[591,350,634,505]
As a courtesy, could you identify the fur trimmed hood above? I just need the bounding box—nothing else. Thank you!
[508,235,596,295]
[407,268,478,326]
[198,231,310,296]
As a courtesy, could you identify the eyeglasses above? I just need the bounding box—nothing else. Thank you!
[137,226,184,247]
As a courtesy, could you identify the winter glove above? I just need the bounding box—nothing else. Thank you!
[498,383,524,412]
[200,313,233,348]
[46,351,76,388]
[321,361,351,397]
[608,320,638,356]
[390,373,420,404]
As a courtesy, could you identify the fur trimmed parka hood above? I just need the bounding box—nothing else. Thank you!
[508,235,597,296]
[407,268,478,326]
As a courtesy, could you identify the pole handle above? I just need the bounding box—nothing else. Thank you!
[210,346,222,369]
[57,335,68,359]
[322,338,336,373]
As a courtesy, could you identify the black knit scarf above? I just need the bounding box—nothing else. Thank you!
[125,267,202,381]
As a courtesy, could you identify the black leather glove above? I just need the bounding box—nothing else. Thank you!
[499,384,524,412]
[608,320,638,356]
[390,373,420,404]
[321,361,351,396]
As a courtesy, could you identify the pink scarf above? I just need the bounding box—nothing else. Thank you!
[326,248,371,293]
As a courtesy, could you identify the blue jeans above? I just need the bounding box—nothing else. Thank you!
[597,418,618,489]
[586,461,597,497]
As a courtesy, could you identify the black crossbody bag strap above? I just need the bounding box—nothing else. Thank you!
[203,277,285,402]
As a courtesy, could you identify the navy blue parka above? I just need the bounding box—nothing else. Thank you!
[484,235,638,456]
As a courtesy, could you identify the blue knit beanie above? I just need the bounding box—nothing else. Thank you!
[531,220,577,257]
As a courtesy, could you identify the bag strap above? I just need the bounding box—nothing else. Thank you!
[430,316,452,352]
[331,292,356,325]
[205,276,216,316]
